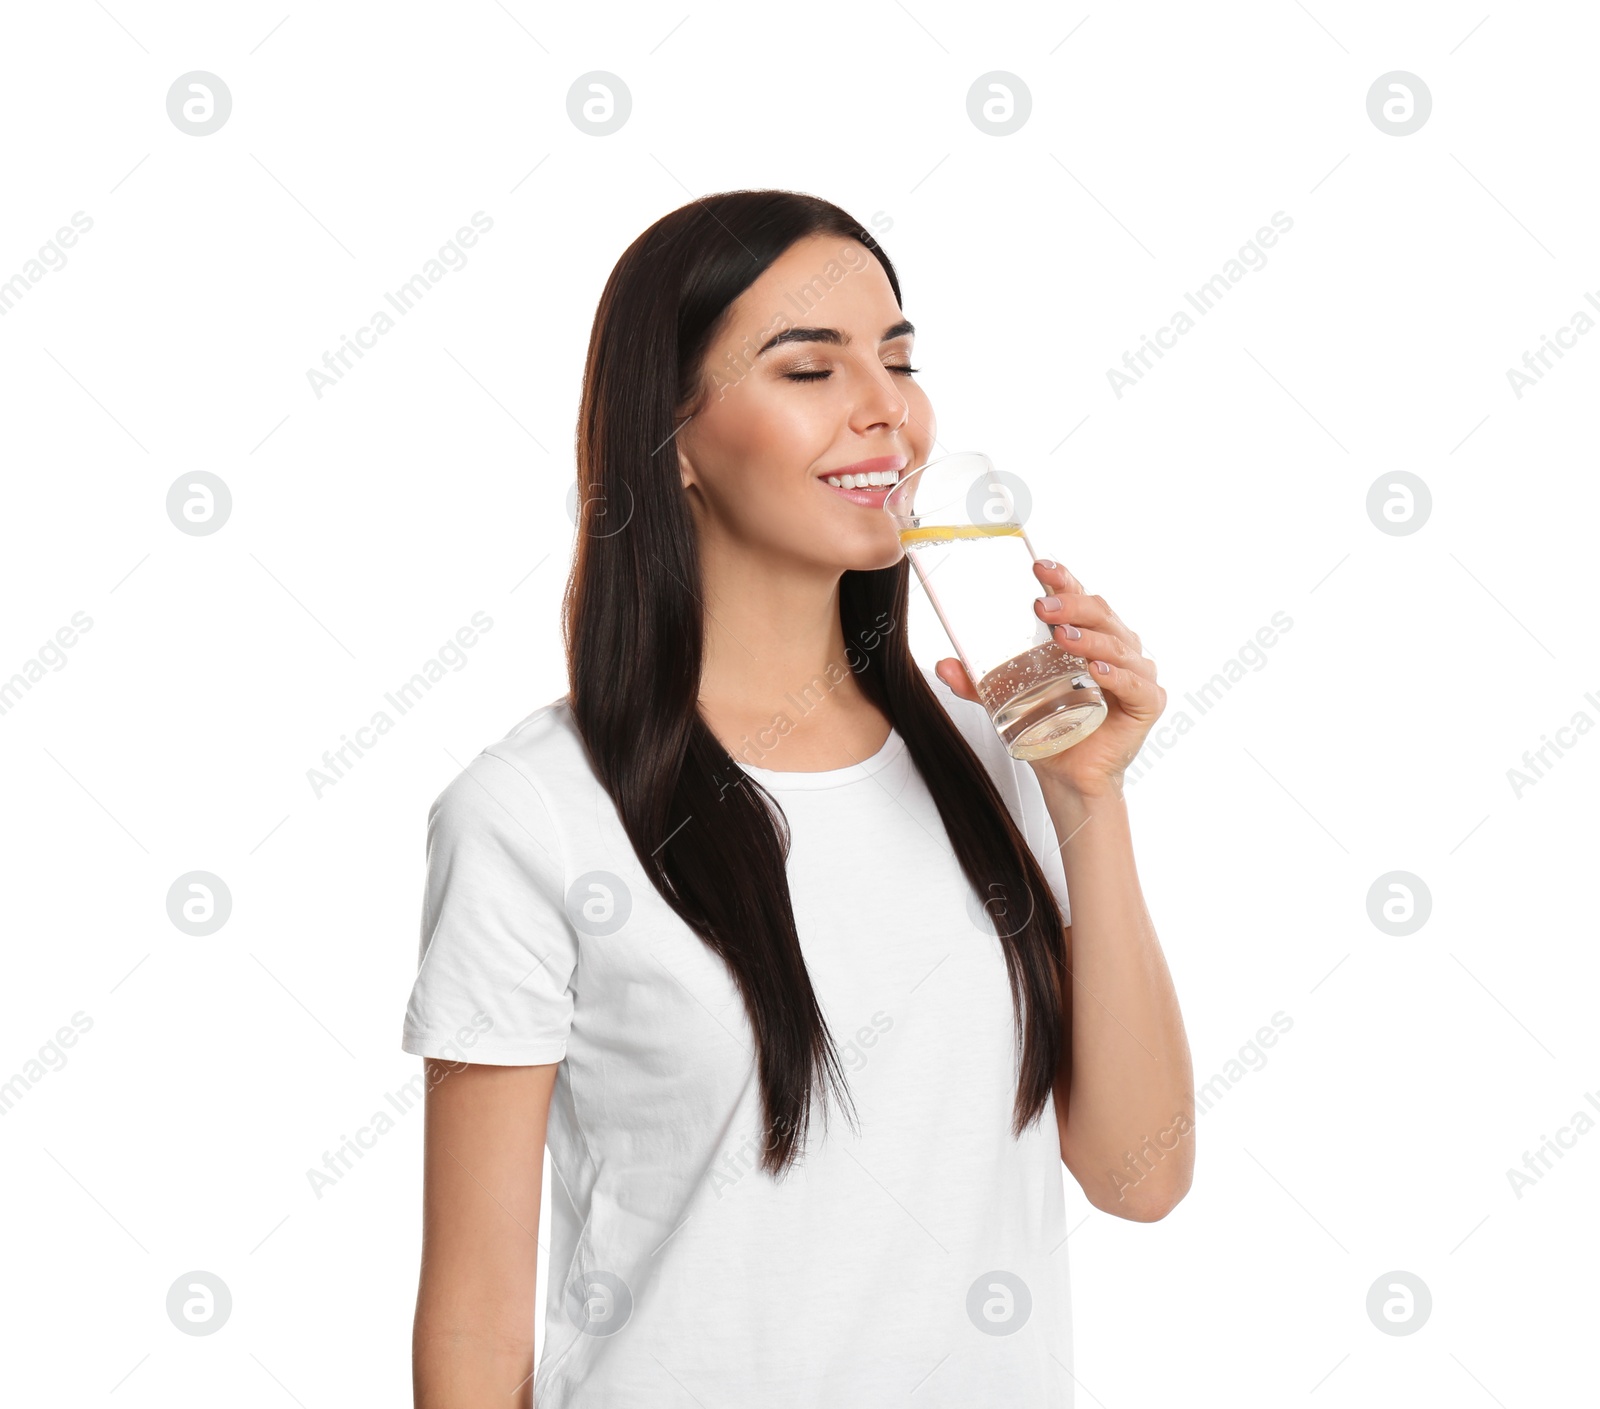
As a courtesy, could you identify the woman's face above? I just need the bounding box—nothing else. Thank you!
[676,233,935,574]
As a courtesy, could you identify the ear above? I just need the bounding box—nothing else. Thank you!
[674,414,697,490]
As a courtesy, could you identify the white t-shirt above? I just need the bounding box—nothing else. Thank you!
[401,665,1076,1407]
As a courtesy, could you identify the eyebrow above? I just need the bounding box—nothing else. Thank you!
[757,319,915,355]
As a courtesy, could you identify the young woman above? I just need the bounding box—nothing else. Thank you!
[403,190,1193,1407]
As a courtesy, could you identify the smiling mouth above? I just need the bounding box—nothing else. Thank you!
[817,455,906,507]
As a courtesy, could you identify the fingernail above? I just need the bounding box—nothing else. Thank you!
[1092,659,1110,674]
[1040,595,1061,610]
[1058,623,1081,639]
[1037,558,1057,569]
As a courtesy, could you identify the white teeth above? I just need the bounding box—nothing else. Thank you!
[824,471,900,490]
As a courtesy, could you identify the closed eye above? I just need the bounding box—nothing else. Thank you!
[784,364,920,383]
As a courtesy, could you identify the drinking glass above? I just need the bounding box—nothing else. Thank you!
[884,451,1109,761]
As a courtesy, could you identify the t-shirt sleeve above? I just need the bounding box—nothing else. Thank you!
[401,748,578,1065]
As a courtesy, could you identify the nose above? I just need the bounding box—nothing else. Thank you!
[849,358,910,436]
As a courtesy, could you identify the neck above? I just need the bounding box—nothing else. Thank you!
[695,542,863,724]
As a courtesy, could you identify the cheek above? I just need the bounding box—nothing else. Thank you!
[685,386,828,532]
[708,380,834,467]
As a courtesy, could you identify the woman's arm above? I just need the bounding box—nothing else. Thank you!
[1041,781,1194,1222]
[936,557,1195,1222]
[414,1058,560,1407]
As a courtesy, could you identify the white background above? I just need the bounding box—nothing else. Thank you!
[2,1,1596,1403]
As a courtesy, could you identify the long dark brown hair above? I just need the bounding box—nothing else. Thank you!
[562,189,1069,1177]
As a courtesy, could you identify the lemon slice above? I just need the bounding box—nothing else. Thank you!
[897,523,1023,545]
